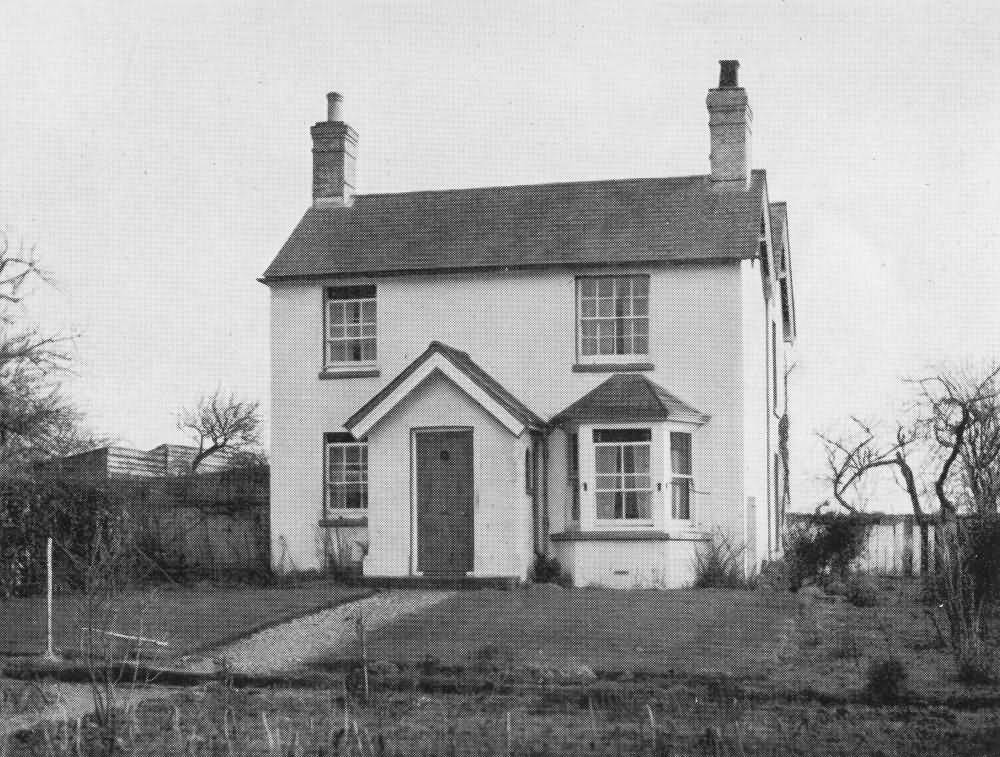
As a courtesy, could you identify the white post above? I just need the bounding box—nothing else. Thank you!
[44,536,57,660]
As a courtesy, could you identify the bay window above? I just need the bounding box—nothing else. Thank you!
[670,432,692,520]
[593,428,653,521]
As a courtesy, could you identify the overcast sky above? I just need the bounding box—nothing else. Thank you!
[4,1,999,510]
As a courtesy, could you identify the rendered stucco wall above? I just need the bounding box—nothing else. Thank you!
[741,257,769,572]
[551,538,705,589]
[269,262,749,573]
[362,371,535,578]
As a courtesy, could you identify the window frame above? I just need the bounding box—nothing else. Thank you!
[325,433,368,513]
[525,446,535,495]
[576,275,650,363]
[566,432,580,524]
[669,432,693,521]
[592,427,654,526]
[324,285,377,369]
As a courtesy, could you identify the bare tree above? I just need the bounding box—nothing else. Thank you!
[177,390,261,472]
[0,233,77,471]
[912,363,1000,518]
[819,363,1000,521]
[817,418,916,514]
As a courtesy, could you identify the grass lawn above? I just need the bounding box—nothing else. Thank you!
[360,584,800,678]
[350,580,1000,702]
[0,580,371,658]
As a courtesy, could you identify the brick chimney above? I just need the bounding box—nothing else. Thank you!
[311,92,357,207]
[706,60,752,187]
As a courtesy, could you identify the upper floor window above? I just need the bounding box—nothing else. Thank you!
[577,276,649,359]
[593,428,652,521]
[326,285,376,365]
[326,432,368,511]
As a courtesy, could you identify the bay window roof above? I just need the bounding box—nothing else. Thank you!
[551,373,708,426]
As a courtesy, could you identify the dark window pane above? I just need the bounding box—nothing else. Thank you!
[670,433,692,475]
[672,479,690,519]
[328,285,376,300]
[329,341,347,362]
[594,429,652,443]
[596,491,616,520]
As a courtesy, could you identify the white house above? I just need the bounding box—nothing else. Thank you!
[263,60,797,588]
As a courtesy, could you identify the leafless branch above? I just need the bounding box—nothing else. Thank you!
[177,389,261,472]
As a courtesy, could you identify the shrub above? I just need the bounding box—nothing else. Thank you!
[783,526,824,590]
[529,551,570,586]
[815,512,871,579]
[693,531,749,589]
[782,512,872,589]
[957,650,995,685]
[866,656,908,703]
[928,519,1000,683]
[845,575,878,607]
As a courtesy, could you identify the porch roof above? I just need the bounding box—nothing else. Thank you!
[344,341,547,437]
[551,373,709,426]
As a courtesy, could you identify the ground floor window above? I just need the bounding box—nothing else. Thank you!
[326,432,367,510]
[593,428,652,521]
[670,432,692,520]
[567,432,580,522]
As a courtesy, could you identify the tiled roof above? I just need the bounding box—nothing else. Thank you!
[344,341,547,434]
[262,171,767,280]
[551,373,708,425]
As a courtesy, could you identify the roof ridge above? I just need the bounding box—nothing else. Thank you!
[344,174,712,201]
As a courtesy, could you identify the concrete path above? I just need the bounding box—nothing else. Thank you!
[217,590,453,676]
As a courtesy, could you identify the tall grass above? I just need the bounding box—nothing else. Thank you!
[693,531,751,589]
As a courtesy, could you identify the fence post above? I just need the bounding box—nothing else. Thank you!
[44,535,58,660]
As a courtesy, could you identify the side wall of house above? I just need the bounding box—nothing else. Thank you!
[270,262,747,574]
[741,257,769,573]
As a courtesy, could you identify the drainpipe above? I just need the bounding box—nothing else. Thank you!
[530,433,539,555]
[541,432,550,554]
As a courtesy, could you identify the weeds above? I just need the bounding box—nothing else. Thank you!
[845,575,878,608]
[866,656,908,703]
[693,531,750,589]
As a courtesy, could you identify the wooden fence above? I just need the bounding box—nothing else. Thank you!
[787,512,936,575]
[33,468,271,583]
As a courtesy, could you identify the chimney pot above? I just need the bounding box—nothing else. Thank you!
[312,92,357,207]
[707,62,752,187]
[327,92,344,122]
[719,60,740,88]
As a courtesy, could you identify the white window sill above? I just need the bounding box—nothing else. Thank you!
[319,512,369,527]
[593,520,656,529]
[572,361,654,373]
[319,365,380,380]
